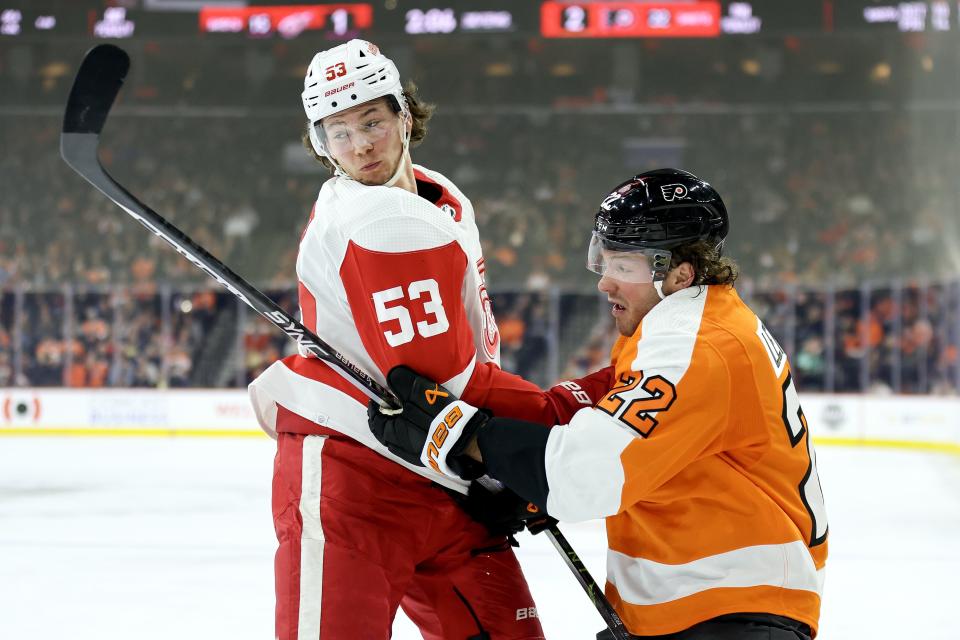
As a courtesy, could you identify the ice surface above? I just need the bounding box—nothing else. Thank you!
[1,437,957,639]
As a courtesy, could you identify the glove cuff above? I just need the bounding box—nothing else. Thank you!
[420,401,488,479]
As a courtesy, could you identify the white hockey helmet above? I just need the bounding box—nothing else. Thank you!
[301,39,407,158]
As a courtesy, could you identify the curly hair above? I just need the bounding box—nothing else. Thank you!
[301,81,436,173]
[670,239,740,286]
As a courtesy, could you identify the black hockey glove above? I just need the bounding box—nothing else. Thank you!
[368,366,488,480]
[459,481,558,538]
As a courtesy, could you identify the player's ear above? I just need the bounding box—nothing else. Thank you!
[668,262,695,290]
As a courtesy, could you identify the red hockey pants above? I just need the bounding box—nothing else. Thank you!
[272,409,545,640]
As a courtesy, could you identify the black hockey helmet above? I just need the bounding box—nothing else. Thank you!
[587,169,728,283]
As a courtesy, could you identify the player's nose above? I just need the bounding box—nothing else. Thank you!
[352,134,375,153]
[597,274,615,294]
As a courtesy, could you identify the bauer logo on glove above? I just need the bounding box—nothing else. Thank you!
[425,404,464,472]
[367,366,489,480]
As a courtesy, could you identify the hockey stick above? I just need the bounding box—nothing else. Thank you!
[61,44,630,640]
[60,44,399,410]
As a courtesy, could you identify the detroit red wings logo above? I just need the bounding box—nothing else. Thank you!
[479,285,499,359]
[660,184,688,201]
[476,259,499,360]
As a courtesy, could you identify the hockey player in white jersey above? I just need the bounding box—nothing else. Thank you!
[248,39,613,640]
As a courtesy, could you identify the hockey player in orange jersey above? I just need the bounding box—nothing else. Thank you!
[369,169,828,639]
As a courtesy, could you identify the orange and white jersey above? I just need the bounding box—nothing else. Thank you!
[543,285,827,636]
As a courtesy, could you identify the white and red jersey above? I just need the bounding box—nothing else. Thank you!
[249,165,610,493]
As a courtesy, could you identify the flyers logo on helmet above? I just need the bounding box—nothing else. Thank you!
[660,184,688,202]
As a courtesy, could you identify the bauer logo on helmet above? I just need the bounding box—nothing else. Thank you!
[324,81,355,98]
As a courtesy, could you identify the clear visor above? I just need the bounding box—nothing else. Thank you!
[586,232,672,283]
[315,114,398,155]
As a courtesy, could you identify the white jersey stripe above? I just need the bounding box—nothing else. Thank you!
[442,353,477,397]
[630,286,708,384]
[249,360,471,494]
[297,435,327,637]
[607,539,822,607]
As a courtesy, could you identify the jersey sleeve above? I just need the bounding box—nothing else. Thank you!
[462,363,614,425]
[543,338,731,522]
[477,328,732,522]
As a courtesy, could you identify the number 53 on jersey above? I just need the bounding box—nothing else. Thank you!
[372,278,450,346]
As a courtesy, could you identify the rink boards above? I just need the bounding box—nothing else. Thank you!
[1,388,959,453]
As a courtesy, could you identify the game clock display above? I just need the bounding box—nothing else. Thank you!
[401,7,516,35]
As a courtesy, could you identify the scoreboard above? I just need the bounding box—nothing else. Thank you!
[198,4,372,39]
[541,2,723,38]
[1,2,959,41]
[539,1,959,37]
[836,1,956,33]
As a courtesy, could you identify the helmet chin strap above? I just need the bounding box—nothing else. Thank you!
[654,279,667,300]
[382,118,412,188]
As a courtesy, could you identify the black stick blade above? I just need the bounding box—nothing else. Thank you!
[62,44,129,136]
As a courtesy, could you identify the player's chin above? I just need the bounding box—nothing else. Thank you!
[616,314,641,337]
[356,170,389,186]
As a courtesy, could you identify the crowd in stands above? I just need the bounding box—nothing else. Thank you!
[3,107,958,292]
[2,32,959,392]
[2,285,222,389]
[3,280,958,394]
[562,281,960,395]
[3,106,959,391]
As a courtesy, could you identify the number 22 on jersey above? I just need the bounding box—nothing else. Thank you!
[372,279,450,346]
[758,319,828,547]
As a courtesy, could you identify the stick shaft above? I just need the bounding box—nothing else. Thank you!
[545,526,631,639]
[61,44,628,639]
[61,132,398,408]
